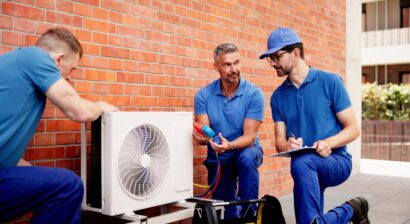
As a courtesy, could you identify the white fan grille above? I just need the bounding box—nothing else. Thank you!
[118,124,169,199]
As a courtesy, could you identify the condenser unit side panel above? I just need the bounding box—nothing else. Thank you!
[170,119,193,193]
[101,113,117,215]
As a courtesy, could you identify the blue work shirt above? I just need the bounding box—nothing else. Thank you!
[194,78,265,164]
[270,67,351,154]
[0,47,62,167]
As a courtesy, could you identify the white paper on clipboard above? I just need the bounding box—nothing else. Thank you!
[269,146,316,157]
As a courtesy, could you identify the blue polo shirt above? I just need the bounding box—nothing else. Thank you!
[0,47,62,167]
[270,67,351,154]
[194,78,265,163]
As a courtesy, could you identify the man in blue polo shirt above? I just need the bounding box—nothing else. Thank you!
[0,28,118,223]
[260,27,370,224]
[193,43,265,219]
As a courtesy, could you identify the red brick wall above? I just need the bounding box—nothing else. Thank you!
[362,120,410,161]
[1,0,346,199]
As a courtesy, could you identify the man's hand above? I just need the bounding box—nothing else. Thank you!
[192,125,209,145]
[17,159,32,166]
[209,133,232,154]
[97,101,120,113]
[287,136,303,150]
[313,140,332,157]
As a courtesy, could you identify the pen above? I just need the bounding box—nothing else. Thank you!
[290,132,305,148]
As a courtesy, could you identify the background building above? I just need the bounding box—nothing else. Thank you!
[362,0,410,84]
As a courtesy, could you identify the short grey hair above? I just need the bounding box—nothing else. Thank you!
[213,43,239,61]
[36,27,83,58]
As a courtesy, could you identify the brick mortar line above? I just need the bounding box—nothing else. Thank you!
[362,142,410,146]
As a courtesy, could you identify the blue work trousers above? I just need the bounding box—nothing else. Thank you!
[0,166,83,224]
[291,152,353,224]
[205,144,263,220]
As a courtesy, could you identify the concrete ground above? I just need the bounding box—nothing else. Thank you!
[279,159,410,224]
[82,159,410,224]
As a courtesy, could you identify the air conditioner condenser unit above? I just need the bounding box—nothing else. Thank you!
[82,112,193,216]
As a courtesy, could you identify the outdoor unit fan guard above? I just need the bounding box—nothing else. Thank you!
[117,124,169,199]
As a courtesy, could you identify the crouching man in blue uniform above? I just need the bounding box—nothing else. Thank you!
[260,27,370,224]
[0,28,119,223]
[193,43,265,219]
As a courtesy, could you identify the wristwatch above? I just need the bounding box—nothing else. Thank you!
[230,143,237,151]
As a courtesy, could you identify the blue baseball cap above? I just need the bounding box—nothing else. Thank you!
[259,27,301,59]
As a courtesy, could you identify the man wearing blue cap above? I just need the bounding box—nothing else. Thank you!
[193,43,265,219]
[260,27,370,224]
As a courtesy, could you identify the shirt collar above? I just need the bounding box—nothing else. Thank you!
[304,67,318,83]
[283,67,318,88]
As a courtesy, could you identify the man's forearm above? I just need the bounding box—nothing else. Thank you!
[17,159,32,166]
[275,139,288,152]
[64,98,103,122]
[230,134,256,151]
[324,125,360,149]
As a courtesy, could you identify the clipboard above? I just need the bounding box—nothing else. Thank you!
[269,146,316,158]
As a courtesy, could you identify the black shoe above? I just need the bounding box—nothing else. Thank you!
[346,197,370,224]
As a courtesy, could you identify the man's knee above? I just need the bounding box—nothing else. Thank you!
[237,147,262,168]
[53,168,83,200]
[290,153,317,177]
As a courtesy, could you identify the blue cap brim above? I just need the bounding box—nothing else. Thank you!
[259,46,283,59]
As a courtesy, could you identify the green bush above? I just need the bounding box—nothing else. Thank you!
[362,83,410,120]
